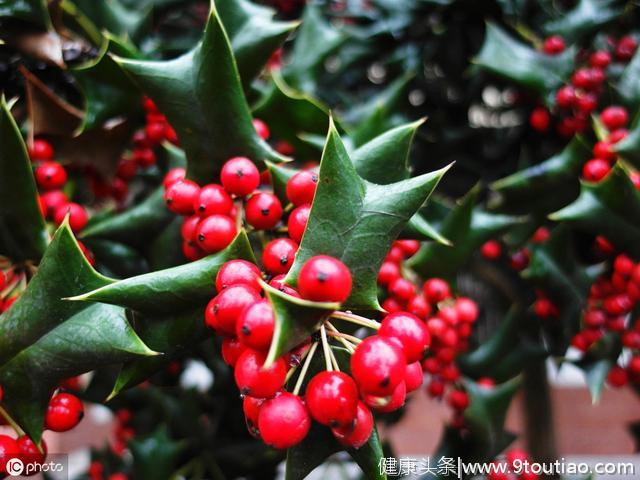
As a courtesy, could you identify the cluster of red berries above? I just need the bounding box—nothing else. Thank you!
[88,459,128,480]
[487,449,538,480]
[376,242,479,426]
[0,390,83,476]
[569,253,640,388]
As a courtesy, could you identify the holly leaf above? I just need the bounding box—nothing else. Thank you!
[550,164,640,257]
[0,96,48,261]
[0,222,155,443]
[574,333,622,403]
[265,160,297,205]
[543,0,621,42]
[114,0,287,184]
[83,238,149,279]
[73,35,141,132]
[489,138,591,214]
[71,0,151,44]
[0,0,49,25]
[282,3,345,94]
[217,0,298,88]
[261,280,338,367]
[408,186,523,280]
[284,119,450,311]
[474,22,575,98]
[70,230,255,315]
[130,426,187,480]
[616,47,640,109]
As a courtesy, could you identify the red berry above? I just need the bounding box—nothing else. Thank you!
[477,377,495,388]
[258,392,310,449]
[332,401,373,449]
[35,161,67,190]
[608,129,629,144]
[194,184,233,217]
[607,365,628,387]
[206,284,261,335]
[591,50,612,68]
[28,139,54,160]
[377,261,401,286]
[576,93,598,114]
[163,168,186,189]
[447,389,469,411]
[286,171,318,206]
[404,362,423,392]
[45,393,84,432]
[407,295,430,319]
[245,192,283,230]
[593,141,616,162]
[53,203,88,232]
[542,35,565,55]
[351,335,406,396]
[456,297,479,323]
[534,298,558,318]
[262,238,298,275]
[253,119,270,140]
[216,259,261,292]
[480,240,502,260]
[41,190,68,219]
[181,215,200,244]
[616,36,637,61]
[298,255,352,303]
[601,106,629,130]
[306,371,359,428]
[364,380,407,413]
[269,274,301,298]
[243,395,264,438]
[145,122,166,144]
[221,157,260,196]
[582,158,611,182]
[165,180,200,215]
[221,337,247,367]
[196,215,237,253]
[237,300,275,351]
[0,434,19,474]
[510,249,530,271]
[529,107,550,131]
[234,349,287,398]
[17,435,47,465]
[395,239,421,257]
[182,242,204,261]
[427,379,445,397]
[423,278,451,304]
[555,85,575,108]
[571,68,593,90]
[133,148,156,168]
[379,311,430,363]
[287,204,310,243]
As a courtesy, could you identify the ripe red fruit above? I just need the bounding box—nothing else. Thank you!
[542,35,565,55]
[388,278,415,302]
[608,128,629,143]
[555,85,575,108]
[182,242,204,261]
[287,204,310,243]
[17,436,47,464]
[35,161,67,190]
[593,141,616,161]
[28,139,54,160]
[379,312,430,363]
[510,248,530,271]
[243,395,264,438]
[480,240,502,260]
[365,381,407,413]
[616,36,638,61]
[0,434,19,474]
[45,393,84,432]
[351,335,406,396]
[145,122,166,143]
[423,278,451,304]
[404,362,423,392]
[607,365,628,387]
[234,349,287,398]
[455,297,479,323]
[286,171,318,206]
[253,119,270,140]
[258,392,310,449]
[576,92,598,114]
[601,106,629,130]
[262,238,298,275]
[377,261,401,286]
[332,401,373,449]
[165,180,200,215]
[216,259,262,292]
[54,203,88,232]
[447,389,469,411]
[590,50,612,68]
[181,215,200,244]
[407,295,430,319]
[529,107,550,131]
[206,284,261,335]
[196,215,237,253]
[582,158,611,182]
[221,337,247,367]
[245,192,283,230]
[163,167,186,188]
[41,190,68,218]
[269,275,301,298]
[427,379,445,397]
[133,148,156,168]
[194,184,233,217]
[305,371,359,428]
[237,300,275,351]
[221,157,260,196]
[298,255,352,303]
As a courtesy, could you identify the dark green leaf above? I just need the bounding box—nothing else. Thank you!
[130,426,187,480]
[84,238,149,278]
[474,22,575,97]
[543,0,621,42]
[265,160,298,205]
[0,222,154,442]
[402,214,451,245]
[550,164,640,257]
[72,0,151,44]
[616,47,640,108]
[285,119,450,311]
[0,0,50,27]
[0,97,48,261]
[114,1,287,184]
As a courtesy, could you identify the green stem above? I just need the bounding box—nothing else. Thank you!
[59,0,103,46]
[320,325,333,372]
[330,311,380,330]
[293,342,318,396]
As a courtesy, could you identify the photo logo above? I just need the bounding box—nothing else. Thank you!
[6,458,24,476]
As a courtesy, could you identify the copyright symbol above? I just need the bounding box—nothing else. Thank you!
[6,458,24,476]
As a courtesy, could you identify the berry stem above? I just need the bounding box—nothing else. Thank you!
[320,325,333,372]
[330,311,380,330]
[325,323,360,352]
[329,344,340,372]
[292,341,318,396]
[0,405,25,436]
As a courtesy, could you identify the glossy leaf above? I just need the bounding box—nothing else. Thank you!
[70,231,255,315]
[474,22,575,97]
[550,164,640,257]
[616,47,640,108]
[0,222,154,442]
[284,119,450,311]
[489,138,591,214]
[0,97,48,261]
[130,426,187,480]
[72,0,151,44]
[543,0,621,42]
[84,238,149,279]
[408,187,522,279]
[114,0,287,184]
[574,333,621,403]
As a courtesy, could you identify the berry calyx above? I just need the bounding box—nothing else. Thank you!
[286,171,318,206]
[221,157,260,197]
[305,371,359,428]
[258,392,310,449]
[45,392,84,432]
[196,214,237,253]
[298,255,352,303]
[351,335,406,396]
[262,238,298,275]
[234,349,287,398]
[245,192,283,230]
[237,299,276,351]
